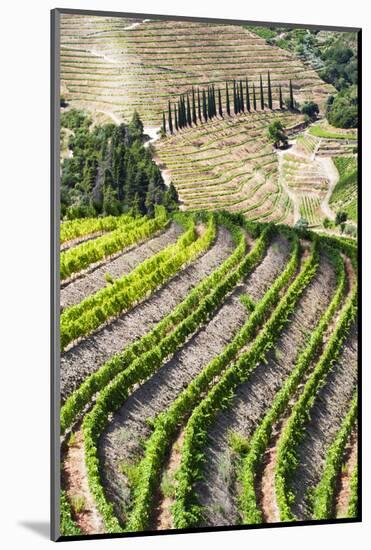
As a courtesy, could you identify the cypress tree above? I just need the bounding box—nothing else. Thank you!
[174,105,178,131]
[226,82,231,116]
[168,101,173,134]
[218,88,223,117]
[207,87,211,120]
[192,87,197,125]
[233,81,237,115]
[260,75,264,110]
[289,79,294,110]
[178,98,182,128]
[182,95,186,126]
[279,84,283,109]
[240,80,244,112]
[197,88,202,122]
[178,99,182,128]
[253,82,257,111]
[202,89,208,121]
[186,93,192,126]
[236,88,241,114]
[246,78,250,112]
[267,71,272,109]
[162,111,166,134]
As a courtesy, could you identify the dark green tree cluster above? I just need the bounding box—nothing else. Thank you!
[326,85,358,128]
[61,110,178,219]
[162,74,295,134]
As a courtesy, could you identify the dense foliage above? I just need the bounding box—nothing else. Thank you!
[60,110,178,219]
[246,26,358,128]
[326,85,358,128]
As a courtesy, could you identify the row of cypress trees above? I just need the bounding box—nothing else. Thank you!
[162,74,295,134]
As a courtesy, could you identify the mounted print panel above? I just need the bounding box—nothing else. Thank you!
[51,8,361,541]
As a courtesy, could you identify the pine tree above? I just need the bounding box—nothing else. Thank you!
[186,93,192,126]
[267,71,272,109]
[197,88,202,122]
[202,89,208,122]
[218,88,223,117]
[260,75,264,110]
[246,78,251,112]
[174,105,178,131]
[192,87,197,125]
[240,80,245,112]
[226,82,231,116]
[162,111,166,134]
[279,84,283,109]
[253,83,257,110]
[168,101,173,134]
[289,79,294,110]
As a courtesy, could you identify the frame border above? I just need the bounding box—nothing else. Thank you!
[51,8,362,542]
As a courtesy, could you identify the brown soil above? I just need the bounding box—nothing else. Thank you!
[152,430,185,530]
[335,429,358,518]
[62,430,105,535]
[255,420,287,523]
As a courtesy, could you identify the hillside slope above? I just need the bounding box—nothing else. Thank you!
[60,15,334,125]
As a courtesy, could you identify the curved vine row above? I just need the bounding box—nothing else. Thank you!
[239,246,347,523]
[173,238,319,529]
[60,214,247,433]
[275,287,358,522]
[81,225,272,532]
[61,212,215,350]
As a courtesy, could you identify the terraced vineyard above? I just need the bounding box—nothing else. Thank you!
[60,15,333,126]
[59,210,358,536]
[56,12,359,540]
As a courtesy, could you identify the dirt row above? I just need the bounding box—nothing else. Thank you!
[60,223,182,310]
[290,323,358,520]
[60,226,234,403]
[334,427,358,518]
[194,252,337,527]
[61,230,108,252]
[98,235,291,524]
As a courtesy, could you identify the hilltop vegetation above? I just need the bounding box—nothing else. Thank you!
[60,109,178,219]
[246,24,358,128]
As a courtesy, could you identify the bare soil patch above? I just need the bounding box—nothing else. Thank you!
[335,428,358,518]
[62,430,105,535]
